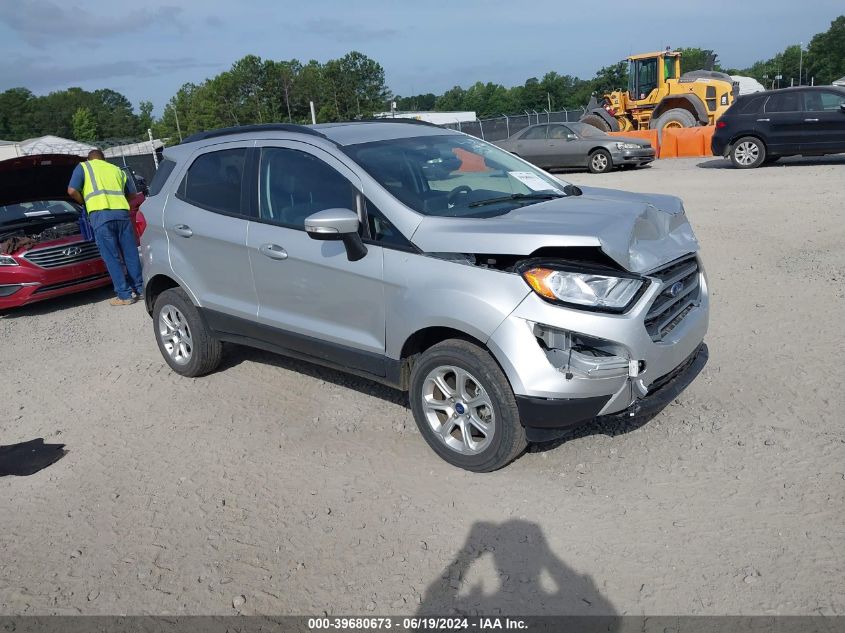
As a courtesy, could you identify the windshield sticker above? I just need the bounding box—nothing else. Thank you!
[508,171,559,192]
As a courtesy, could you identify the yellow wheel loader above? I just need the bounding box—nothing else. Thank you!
[580,50,739,133]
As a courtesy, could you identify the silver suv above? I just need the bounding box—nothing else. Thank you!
[141,121,709,471]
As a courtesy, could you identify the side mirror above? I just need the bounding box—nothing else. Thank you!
[840,103,845,113]
[304,208,367,262]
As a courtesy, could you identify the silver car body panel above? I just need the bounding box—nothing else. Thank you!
[410,186,699,274]
[141,121,708,423]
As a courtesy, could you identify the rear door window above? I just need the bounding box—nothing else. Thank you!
[764,92,803,113]
[178,148,248,216]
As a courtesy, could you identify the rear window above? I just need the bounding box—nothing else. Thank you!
[765,92,802,113]
[737,95,766,114]
[148,159,175,197]
[177,149,247,215]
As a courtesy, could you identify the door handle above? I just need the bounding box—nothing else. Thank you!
[756,118,770,122]
[259,243,288,260]
[804,118,819,122]
[172,224,193,237]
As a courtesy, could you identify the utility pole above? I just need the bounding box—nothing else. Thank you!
[173,106,183,143]
[547,92,552,112]
[798,42,804,86]
[309,101,317,125]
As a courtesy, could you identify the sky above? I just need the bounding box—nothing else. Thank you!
[0,1,841,115]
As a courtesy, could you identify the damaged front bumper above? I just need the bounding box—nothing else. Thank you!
[515,343,708,441]
[486,256,709,436]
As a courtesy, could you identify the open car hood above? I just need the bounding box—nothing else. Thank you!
[409,186,699,274]
[0,154,81,206]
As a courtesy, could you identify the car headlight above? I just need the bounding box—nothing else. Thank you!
[0,255,19,266]
[521,266,644,311]
[615,142,641,150]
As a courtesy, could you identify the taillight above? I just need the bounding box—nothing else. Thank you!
[135,209,147,237]
[716,121,727,129]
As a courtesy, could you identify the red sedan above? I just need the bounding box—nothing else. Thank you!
[0,154,146,310]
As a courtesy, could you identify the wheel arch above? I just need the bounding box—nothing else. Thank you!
[398,326,491,390]
[144,273,198,314]
[583,108,620,132]
[653,95,708,125]
[729,133,767,152]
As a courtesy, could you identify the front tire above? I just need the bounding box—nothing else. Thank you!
[588,149,612,174]
[409,340,527,472]
[649,108,698,131]
[580,113,611,132]
[153,288,222,377]
[730,136,766,169]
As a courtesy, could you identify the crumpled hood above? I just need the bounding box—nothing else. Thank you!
[409,185,699,273]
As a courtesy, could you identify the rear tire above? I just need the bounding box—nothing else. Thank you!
[588,149,612,174]
[730,136,766,169]
[153,288,222,377]
[580,113,611,132]
[409,340,527,472]
[649,108,698,132]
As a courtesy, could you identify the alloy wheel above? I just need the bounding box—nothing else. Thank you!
[421,366,495,455]
[734,141,759,166]
[591,153,608,171]
[158,304,193,365]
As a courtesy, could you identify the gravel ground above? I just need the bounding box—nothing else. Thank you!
[1,155,844,616]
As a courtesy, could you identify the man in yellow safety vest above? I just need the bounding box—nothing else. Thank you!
[67,149,143,306]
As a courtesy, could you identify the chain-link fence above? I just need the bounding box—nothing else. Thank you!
[443,108,587,142]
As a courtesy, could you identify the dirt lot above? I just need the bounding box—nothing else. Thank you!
[1,155,844,616]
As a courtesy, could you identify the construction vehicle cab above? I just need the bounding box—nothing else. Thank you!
[581,50,738,133]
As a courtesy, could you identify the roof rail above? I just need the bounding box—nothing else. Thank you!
[358,118,443,128]
[181,123,326,144]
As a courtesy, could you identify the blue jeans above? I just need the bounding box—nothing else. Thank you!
[92,217,143,300]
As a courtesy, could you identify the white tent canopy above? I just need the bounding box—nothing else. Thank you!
[0,140,19,161]
[730,76,766,95]
[833,76,845,87]
[17,135,96,157]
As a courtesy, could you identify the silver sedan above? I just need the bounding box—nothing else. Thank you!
[496,122,655,174]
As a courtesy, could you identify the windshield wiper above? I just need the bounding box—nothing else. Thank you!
[468,192,564,208]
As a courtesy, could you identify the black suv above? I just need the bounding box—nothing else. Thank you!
[711,86,845,168]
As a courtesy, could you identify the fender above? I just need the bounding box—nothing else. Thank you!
[653,94,708,125]
[589,107,620,132]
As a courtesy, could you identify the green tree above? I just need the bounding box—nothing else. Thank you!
[0,88,35,139]
[71,106,97,142]
[676,48,721,74]
[138,101,154,134]
[591,62,629,94]
[805,15,845,84]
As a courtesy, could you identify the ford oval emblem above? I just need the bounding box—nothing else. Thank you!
[668,281,684,298]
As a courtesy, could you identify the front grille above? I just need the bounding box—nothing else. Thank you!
[644,255,701,341]
[32,273,110,294]
[23,241,100,269]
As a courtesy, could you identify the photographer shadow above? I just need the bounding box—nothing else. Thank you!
[417,520,617,620]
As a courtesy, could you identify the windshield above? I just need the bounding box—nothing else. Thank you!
[568,122,608,138]
[0,200,80,228]
[344,134,568,217]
